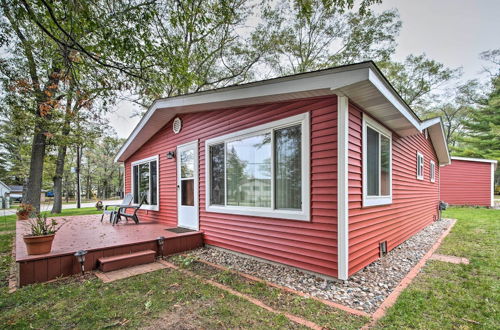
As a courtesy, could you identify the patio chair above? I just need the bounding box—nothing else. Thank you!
[100,193,133,223]
[113,193,147,225]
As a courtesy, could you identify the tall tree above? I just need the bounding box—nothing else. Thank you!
[253,0,401,76]
[379,54,461,112]
[454,74,500,161]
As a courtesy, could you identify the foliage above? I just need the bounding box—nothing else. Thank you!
[379,54,462,111]
[15,203,34,217]
[24,213,62,236]
[254,0,401,75]
[454,74,500,162]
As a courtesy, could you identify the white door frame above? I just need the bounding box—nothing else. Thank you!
[177,140,199,230]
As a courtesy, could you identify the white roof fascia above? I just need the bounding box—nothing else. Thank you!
[368,69,422,131]
[451,156,498,168]
[114,66,370,162]
[421,118,451,166]
[0,180,10,192]
[115,62,426,163]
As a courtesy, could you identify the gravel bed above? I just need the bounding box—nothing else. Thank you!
[189,218,453,313]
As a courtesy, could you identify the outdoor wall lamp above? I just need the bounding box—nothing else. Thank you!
[166,151,175,159]
[157,236,165,259]
[74,250,88,275]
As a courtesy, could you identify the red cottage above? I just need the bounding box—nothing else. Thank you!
[115,62,450,280]
[440,157,497,207]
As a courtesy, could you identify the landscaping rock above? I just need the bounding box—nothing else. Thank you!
[189,218,453,313]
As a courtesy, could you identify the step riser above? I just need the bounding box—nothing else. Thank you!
[98,250,156,272]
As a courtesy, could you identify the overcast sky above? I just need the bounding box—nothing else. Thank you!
[108,0,500,139]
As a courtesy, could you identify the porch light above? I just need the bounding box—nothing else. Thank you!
[157,236,165,259]
[166,151,175,159]
[74,250,88,275]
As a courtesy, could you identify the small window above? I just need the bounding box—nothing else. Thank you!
[131,155,159,210]
[417,152,424,180]
[363,116,392,207]
[430,160,435,183]
[205,113,310,221]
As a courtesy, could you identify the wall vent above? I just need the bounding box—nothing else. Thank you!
[379,241,388,257]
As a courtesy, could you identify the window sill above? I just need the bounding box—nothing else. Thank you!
[416,176,424,181]
[363,196,392,207]
[206,205,310,221]
[131,204,159,211]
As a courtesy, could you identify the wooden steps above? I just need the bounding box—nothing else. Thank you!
[98,250,156,272]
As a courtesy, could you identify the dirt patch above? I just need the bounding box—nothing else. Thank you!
[142,300,215,330]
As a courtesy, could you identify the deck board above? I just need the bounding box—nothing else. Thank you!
[15,214,203,286]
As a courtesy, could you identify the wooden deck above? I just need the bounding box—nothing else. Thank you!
[15,215,203,287]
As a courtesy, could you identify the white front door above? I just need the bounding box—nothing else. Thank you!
[177,141,199,230]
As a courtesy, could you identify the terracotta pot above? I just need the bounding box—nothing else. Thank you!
[17,213,29,221]
[23,234,55,255]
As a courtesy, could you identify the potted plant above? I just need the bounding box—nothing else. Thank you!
[23,213,63,255]
[16,203,34,220]
[95,201,103,211]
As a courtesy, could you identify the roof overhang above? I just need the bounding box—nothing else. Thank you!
[115,61,428,162]
[451,156,498,170]
[421,117,451,166]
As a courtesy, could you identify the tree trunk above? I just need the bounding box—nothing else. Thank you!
[76,146,82,208]
[51,144,67,213]
[24,130,47,212]
[52,84,73,214]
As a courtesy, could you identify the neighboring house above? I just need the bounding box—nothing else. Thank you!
[0,180,10,209]
[441,157,498,207]
[115,61,450,280]
[8,185,47,203]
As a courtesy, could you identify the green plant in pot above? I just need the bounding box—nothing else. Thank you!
[23,213,63,255]
[16,203,34,220]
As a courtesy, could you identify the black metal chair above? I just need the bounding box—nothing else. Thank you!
[113,193,147,225]
[100,193,133,223]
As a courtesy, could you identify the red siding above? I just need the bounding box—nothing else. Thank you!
[347,104,440,276]
[125,96,339,277]
[440,159,492,206]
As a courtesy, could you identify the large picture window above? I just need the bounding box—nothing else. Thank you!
[363,116,392,207]
[131,155,159,211]
[205,113,310,221]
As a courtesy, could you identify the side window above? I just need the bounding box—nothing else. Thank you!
[363,116,392,207]
[416,152,424,180]
[430,160,435,183]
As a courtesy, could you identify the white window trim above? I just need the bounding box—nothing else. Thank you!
[430,160,436,183]
[205,113,310,221]
[416,152,424,180]
[362,115,393,207]
[131,155,159,211]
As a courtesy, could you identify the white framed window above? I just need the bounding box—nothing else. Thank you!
[205,113,310,221]
[131,155,159,211]
[416,152,424,180]
[430,160,436,183]
[362,115,392,207]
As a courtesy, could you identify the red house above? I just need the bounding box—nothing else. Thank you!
[440,157,497,207]
[115,62,450,280]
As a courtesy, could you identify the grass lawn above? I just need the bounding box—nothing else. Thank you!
[376,207,499,329]
[0,207,102,233]
[0,206,497,329]
[169,256,368,329]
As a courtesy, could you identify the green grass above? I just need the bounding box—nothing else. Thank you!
[0,207,102,233]
[0,269,301,329]
[169,256,369,329]
[0,207,497,328]
[377,207,499,329]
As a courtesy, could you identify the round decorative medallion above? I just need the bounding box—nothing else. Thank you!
[172,117,182,134]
